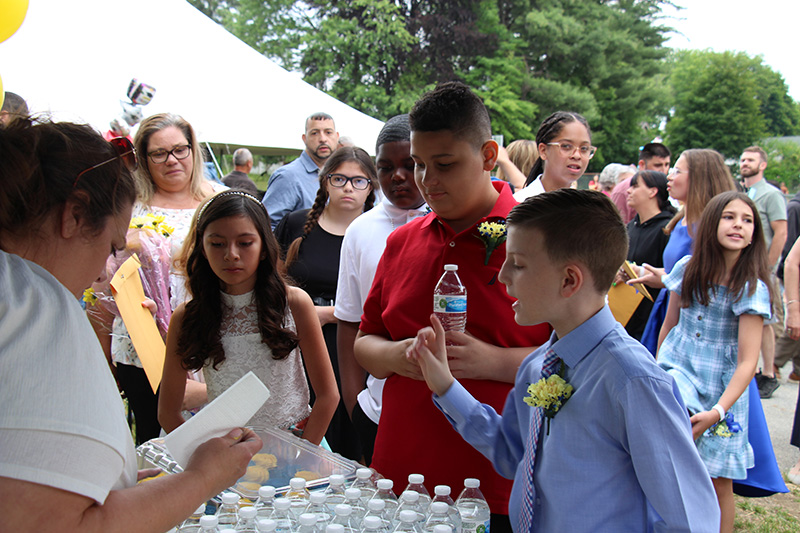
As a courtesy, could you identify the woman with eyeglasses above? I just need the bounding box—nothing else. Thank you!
[89,113,224,445]
[0,119,260,532]
[274,146,375,459]
[513,111,595,202]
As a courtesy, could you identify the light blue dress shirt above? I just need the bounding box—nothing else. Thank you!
[434,306,720,532]
[262,150,320,229]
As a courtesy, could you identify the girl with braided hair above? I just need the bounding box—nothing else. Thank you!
[274,146,376,460]
[513,111,594,202]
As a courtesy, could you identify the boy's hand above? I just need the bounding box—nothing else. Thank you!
[444,331,498,380]
[141,298,157,316]
[407,314,454,396]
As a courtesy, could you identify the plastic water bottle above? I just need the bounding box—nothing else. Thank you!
[304,491,333,531]
[350,468,377,502]
[423,502,457,533]
[255,486,277,519]
[178,503,208,532]
[393,492,425,528]
[361,515,391,533]
[326,525,345,533]
[200,514,221,533]
[344,488,367,526]
[433,526,452,533]
[455,480,490,533]
[431,486,461,533]
[217,493,241,529]
[236,506,259,532]
[331,504,361,533]
[392,510,422,533]
[433,265,467,333]
[404,475,431,509]
[257,519,278,533]
[270,498,298,533]
[325,474,348,506]
[370,479,399,519]
[364,498,392,531]
[287,478,311,519]
[297,513,319,533]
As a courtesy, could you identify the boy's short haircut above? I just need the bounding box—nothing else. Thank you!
[409,81,491,151]
[742,145,768,164]
[507,189,628,293]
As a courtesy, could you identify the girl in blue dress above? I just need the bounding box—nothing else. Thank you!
[657,192,776,533]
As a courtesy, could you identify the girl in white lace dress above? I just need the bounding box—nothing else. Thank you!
[158,191,339,445]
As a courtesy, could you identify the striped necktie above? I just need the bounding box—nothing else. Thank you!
[518,347,561,532]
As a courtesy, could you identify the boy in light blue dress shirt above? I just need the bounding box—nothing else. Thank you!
[408,189,720,532]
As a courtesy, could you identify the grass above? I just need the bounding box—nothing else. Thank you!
[734,487,800,532]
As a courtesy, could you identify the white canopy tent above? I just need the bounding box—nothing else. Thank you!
[0,0,385,157]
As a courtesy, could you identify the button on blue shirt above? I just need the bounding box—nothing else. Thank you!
[434,306,719,532]
[262,150,321,229]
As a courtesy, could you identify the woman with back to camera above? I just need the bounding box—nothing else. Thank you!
[90,113,223,443]
[513,111,596,201]
[494,139,537,192]
[274,146,375,459]
[623,170,675,340]
[0,118,259,532]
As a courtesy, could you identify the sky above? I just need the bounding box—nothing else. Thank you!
[662,1,800,100]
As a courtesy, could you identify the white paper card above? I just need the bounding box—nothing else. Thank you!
[164,371,270,468]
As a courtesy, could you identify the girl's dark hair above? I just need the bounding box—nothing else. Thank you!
[630,170,676,214]
[284,147,376,268]
[682,191,776,308]
[525,111,591,186]
[0,118,136,247]
[177,191,298,370]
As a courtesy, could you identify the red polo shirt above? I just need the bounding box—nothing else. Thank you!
[360,181,551,514]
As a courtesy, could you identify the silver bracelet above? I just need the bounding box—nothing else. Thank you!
[712,403,725,423]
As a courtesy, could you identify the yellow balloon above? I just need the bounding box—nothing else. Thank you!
[0,0,29,44]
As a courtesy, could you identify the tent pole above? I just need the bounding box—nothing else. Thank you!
[205,141,223,179]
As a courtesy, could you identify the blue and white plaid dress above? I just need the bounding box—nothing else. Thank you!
[658,256,771,479]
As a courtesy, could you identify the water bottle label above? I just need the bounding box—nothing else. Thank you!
[434,295,467,313]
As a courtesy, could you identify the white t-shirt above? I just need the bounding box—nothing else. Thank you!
[512,175,546,202]
[334,198,428,423]
[0,250,138,503]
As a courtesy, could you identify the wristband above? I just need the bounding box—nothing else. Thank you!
[787,300,799,306]
[712,404,725,423]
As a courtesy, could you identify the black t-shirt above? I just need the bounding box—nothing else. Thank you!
[274,209,343,302]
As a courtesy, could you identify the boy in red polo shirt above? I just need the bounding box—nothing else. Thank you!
[354,82,551,531]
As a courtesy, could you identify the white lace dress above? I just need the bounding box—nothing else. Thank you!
[203,291,311,430]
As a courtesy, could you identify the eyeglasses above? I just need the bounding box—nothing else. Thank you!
[73,137,137,188]
[327,173,372,190]
[147,144,192,164]
[546,142,597,159]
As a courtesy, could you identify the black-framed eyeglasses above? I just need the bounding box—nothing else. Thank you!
[546,142,597,159]
[73,137,137,188]
[327,173,372,190]
[147,144,192,164]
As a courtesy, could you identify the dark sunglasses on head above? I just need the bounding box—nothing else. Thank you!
[73,137,138,188]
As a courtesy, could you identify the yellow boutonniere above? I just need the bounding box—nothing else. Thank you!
[524,362,573,433]
[475,220,507,265]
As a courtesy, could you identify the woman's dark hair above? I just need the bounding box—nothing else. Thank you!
[630,170,676,214]
[682,191,775,308]
[177,191,298,370]
[0,118,136,248]
[284,146,376,268]
[525,111,591,186]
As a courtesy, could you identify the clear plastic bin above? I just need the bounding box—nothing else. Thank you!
[137,425,361,501]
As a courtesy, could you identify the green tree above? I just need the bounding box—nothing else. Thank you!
[763,139,800,192]
[666,50,800,159]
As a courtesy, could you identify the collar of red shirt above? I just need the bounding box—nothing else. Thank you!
[420,180,515,232]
